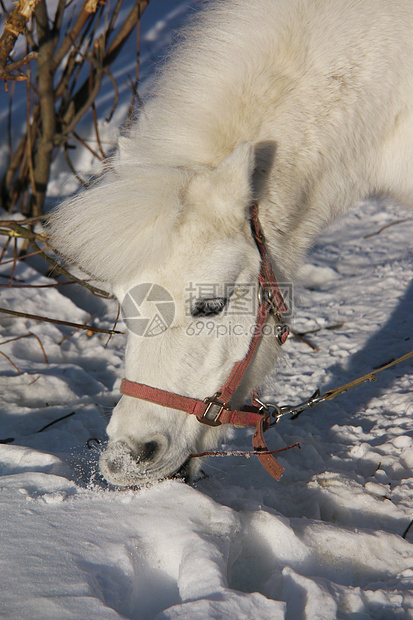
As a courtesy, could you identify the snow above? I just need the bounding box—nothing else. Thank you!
[2,200,412,620]
[1,2,413,618]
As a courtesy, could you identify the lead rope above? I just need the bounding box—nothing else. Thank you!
[188,348,413,465]
[266,348,413,425]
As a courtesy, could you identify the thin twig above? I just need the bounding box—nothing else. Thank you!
[288,328,318,352]
[0,331,48,363]
[0,235,11,262]
[364,218,413,239]
[0,280,80,288]
[190,442,301,459]
[105,302,121,347]
[0,306,125,335]
[289,322,345,351]
[0,350,22,373]
[58,313,96,344]
[103,66,119,122]
[0,221,112,298]
[71,129,102,161]
[9,236,17,283]
[0,246,50,265]
[5,50,38,73]
[64,142,90,188]
[36,411,76,433]
[402,519,413,540]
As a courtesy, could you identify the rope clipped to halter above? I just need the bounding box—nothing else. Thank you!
[120,203,290,480]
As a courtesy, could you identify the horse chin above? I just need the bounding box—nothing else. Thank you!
[98,441,198,488]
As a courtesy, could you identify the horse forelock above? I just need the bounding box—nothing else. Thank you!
[49,161,191,285]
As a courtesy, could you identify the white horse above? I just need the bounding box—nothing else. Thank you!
[50,0,413,486]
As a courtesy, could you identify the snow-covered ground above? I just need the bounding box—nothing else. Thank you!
[1,199,412,619]
[1,2,413,619]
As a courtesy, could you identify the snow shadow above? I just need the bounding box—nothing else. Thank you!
[320,278,413,415]
[77,555,180,620]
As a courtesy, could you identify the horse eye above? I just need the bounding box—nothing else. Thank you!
[191,297,228,318]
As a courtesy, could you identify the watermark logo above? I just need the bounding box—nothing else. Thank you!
[121,281,293,337]
[185,282,294,318]
[121,283,175,337]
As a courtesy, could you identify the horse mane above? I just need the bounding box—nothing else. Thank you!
[50,0,379,283]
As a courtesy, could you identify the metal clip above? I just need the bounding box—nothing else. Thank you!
[253,388,327,427]
[199,393,230,426]
[288,389,327,419]
[258,285,286,329]
[253,397,286,427]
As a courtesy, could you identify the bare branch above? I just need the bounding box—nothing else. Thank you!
[0,331,49,364]
[0,0,42,77]
[31,0,58,214]
[0,350,22,374]
[0,306,125,335]
[50,0,100,72]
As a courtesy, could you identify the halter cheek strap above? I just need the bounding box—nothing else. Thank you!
[120,204,289,480]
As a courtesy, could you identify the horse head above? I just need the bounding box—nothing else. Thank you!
[50,143,286,485]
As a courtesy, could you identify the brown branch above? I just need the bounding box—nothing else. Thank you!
[53,0,67,33]
[363,218,413,239]
[0,331,48,364]
[0,279,80,287]
[0,221,112,298]
[1,247,48,264]
[9,237,17,283]
[58,313,96,344]
[0,235,11,262]
[71,129,102,161]
[288,328,318,352]
[31,0,59,214]
[26,63,37,208]
[57,35,105,143]
[106,0,124,44]
[126,1,143,124]
[0,350,22,374]
[50,0,100,72]
[63,141,90,188]
[106,0,149,61]
[59,0,150,140]
[0,0,42,76]
[105,302,121,347]
[103,67,119,123]
[0,307,125,335]
[1,0,151,216]
[37,411,75,433]
[92,102,106,158]
[4,50,38,73]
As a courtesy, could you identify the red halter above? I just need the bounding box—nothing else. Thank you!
[120,204,290,480]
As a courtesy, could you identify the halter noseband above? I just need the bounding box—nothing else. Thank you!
[120,204,290,480]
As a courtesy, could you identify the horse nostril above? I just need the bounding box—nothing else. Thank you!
[102,440,160,479]
[139,440,158,461]
[105,445,133,474]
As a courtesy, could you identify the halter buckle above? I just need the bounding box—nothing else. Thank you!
[200,393,230,426]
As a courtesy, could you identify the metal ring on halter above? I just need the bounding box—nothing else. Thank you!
[253,397,284,427]
[257,285,274,308]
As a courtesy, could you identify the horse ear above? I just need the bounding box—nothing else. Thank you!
[189,142,254,220]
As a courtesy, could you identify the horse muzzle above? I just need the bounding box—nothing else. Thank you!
[99,437,193,486]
